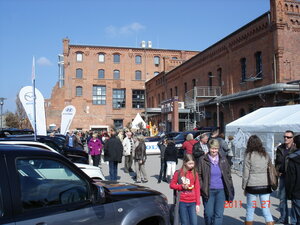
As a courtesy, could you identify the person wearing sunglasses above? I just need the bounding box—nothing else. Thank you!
[275,130,297,224]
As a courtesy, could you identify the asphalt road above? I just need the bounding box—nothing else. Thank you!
[97,154,283,225]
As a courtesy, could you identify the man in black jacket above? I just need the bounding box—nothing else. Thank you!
[286,135,300,225]
[104,129,123,181]
[275,130,297,224]
[192,133,209,167]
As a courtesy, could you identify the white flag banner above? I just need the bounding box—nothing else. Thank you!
[60,105,76,135]
[19,86,47,135]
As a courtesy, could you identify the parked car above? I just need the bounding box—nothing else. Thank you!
[0,128,33,137]
[0,144,170,225]
[0,141,105,180]
[0,135,88,164]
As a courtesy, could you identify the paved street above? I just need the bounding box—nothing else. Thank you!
[97,154,282,225]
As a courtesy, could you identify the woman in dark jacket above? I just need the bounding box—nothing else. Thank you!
[104,130,123,181]
[164,139,178,182]
[157,137,167,183]
[133,136,148,183]
[198,139,234,225]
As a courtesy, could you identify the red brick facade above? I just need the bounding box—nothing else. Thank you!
[146,0,300,132]
[45,40,198,131]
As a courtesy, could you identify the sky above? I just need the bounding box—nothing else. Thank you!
[0,0,270,113]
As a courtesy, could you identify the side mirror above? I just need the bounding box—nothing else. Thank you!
[94,185,106,204]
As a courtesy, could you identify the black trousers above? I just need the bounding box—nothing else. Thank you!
[92,154,100,167]
[158,159,167,181]
[124,155,133,171]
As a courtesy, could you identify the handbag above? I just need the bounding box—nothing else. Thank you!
[267,158,278,191]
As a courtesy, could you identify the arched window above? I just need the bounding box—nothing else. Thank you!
[113,70,120,79]
[135,70,142,80]
[154,71,159,76]
[154,56,160,65]
[76,86,82,96]
[76,52,83,62]
[240,58,247,82]
[98,53,105,63]
[135,55,142,64]
[113,53,120,63]
[255,51,263,78]
[98,69,105,79]
[76,68,83,79]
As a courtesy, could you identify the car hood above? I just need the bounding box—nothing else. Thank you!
[93,180,161,201]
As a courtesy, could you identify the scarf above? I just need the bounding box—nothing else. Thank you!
[208,154,219,166]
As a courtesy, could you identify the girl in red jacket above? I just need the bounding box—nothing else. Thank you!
[170,154,200,225]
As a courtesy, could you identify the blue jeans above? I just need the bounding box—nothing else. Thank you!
[278,176,289,222]
[109,161,118,181]
[291,199,300,225]
[203,189,225,225]
[179,202,197,225]
[246,193,273,222]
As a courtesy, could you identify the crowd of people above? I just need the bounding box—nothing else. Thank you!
[62,128,300,225]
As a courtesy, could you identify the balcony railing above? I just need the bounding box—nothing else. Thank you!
[185,86,221,108]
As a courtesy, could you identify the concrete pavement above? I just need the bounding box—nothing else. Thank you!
[98,154,282,225]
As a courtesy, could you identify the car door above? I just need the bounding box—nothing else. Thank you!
[7,155,116,225]
[0,153,15,225]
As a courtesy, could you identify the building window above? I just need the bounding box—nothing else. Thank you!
[255,51,263,78]
[135,70,142,80]
[208,72,213,88]
[154,71,159,76]
[98,69,105,79]
[76,68,83,79]
[158,93,161,106]
[184,82,187,93]
[113,54,120,63]
[175,86,178,96]
[92,85,106,105]
[76,86,82,96]
[76,52,83,62]
[113,89,126,109]
[162,92,165,101]
[113,119,123,129]
[170,88,173,97]
[154,56,160,65]
[113,70,120,79]
[217,68,222,87]
[132,90,145,108]
[192,79,196,87]
[172,57,178,60]
[240,58,247,82]
[98,53,105,63]
[135,55,142,64]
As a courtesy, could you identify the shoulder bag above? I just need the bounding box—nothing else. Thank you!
[268,157,279,191]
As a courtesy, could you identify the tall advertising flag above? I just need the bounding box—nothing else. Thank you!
[60,105,76,135]
[19,86,47,135]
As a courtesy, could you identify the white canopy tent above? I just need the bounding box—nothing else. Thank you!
[226,104,300,172]
[131,113,146,129]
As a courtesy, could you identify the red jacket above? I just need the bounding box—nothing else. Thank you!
[170,169,201,205]
[182,140,198,155]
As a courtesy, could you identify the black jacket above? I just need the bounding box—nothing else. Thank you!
[192,142,205,165]
[104,136,123,163]
[198,153,234,202]
[164,143,178,163]
[286,149,300,199]
[275,143,297,174]
[157,140,166,160]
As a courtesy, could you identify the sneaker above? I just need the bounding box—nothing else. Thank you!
[142,179,148,183]
[135,180,141,183]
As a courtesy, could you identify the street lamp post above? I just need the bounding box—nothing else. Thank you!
[0,98,6,130]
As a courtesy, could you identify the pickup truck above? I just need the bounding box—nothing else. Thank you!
[0,144,170,225]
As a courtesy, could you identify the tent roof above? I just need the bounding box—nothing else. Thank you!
[226,104,300,133]
[131,113,146,129]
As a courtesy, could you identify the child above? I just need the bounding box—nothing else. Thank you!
[170,154,201,225]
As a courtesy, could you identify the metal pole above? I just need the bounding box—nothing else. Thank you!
[0,98,6,130]
[216,102,220,129]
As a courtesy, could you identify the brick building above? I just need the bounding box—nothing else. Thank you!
[145,0,300,132]
[45,39,198,131]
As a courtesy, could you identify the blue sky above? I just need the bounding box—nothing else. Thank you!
[0,0,270,112]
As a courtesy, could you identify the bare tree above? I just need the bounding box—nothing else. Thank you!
[5,112,19,128]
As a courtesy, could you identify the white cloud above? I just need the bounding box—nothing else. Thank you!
[105,22,146,37]
[37,57,52,66]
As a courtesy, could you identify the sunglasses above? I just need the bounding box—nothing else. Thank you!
[284,136,293,139]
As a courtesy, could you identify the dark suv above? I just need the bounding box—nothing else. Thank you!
[0,144,170,225]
